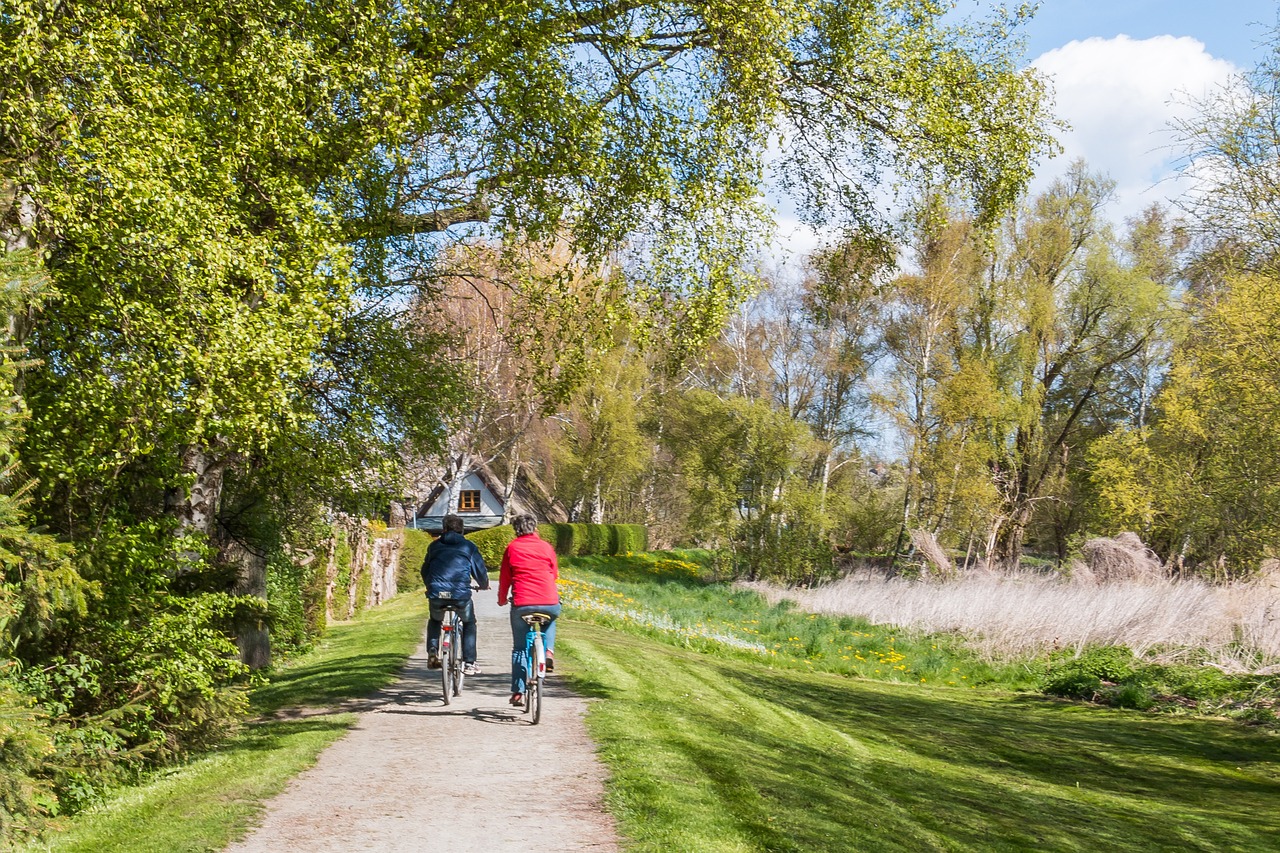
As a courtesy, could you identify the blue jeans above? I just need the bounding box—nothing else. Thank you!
[510,603,560,694]
[428,598,477,663]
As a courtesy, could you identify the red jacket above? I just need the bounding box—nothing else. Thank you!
[499,533,559,607]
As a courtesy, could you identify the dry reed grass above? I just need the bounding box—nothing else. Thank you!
[743,569,1280,671]
[1079,532,1163,582]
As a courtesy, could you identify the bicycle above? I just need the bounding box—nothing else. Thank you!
[437,601,466,704]
[519,612,553,724]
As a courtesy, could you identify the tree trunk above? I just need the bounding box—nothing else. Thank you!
[220,535,271,669]
[990,503,1033,569]
[501,449,521,525]
[589,477,604,524]
[164,442,227,571]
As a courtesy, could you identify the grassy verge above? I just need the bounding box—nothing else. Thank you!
[561,552,1279,725]
[21,593,427,852]
[561,621,1280,852]
[561,552,1039,690]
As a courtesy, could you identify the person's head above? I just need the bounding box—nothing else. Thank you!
[512,514,538,536]
[442,514,465,535]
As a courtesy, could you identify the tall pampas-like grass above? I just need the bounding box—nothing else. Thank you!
[742,570,1280,672]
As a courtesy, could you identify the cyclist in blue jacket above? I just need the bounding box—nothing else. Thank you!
[422,514,490,675]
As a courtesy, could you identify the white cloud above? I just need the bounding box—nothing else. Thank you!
[1031,35,1238,222]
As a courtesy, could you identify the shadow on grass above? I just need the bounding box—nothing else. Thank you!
[232,717,353,751]
[574,623,1280,853]
[710,665,1280,852]
[249,653,414,714]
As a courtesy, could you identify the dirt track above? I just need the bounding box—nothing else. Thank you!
[224,594,619,852]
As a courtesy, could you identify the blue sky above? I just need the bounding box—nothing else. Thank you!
[1021,1,1277,219]
[1018,1,1277,66]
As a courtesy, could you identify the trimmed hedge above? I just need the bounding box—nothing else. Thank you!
[398,528,433,591]
[467,525,517,569]
[466,522,648,568]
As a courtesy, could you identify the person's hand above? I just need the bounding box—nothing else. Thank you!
[498,597,508,606]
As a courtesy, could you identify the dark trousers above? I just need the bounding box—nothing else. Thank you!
[428,598,478,663]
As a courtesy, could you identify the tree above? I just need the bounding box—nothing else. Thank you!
[1090,271,1280,575]
[973,163,1175,566]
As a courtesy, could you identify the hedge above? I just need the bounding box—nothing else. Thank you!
[466,522,648,568]
[398,528,433,591]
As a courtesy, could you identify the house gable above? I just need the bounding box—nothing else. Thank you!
[410,460,568,532]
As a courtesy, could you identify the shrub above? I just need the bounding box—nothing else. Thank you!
[468,526,516,569]
[545,523,576,555]
[616,524,648,553]
[0,678,57,843]
[398,528,432,591]
[586,524,611,556]
[1042,646,1138,699]
[469,523,649,564]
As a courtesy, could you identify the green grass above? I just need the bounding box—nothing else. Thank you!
[249,591,427,714]
[561,621,1280,852]
[21,592,427,852]
[561,552,1038,690]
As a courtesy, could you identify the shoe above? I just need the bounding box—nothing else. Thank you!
[463,662,480,676]
[509,693,524,706]
[545,651,555,672]
[427,654,441,670]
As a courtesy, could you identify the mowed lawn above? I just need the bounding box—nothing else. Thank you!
[562,621,1280,852]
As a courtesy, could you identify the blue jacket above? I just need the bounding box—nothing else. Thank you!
[421,531,489,600]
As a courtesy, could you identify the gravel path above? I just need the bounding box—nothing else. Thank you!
[225,594,619,853]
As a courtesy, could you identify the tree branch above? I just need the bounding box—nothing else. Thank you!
[342,199,492,241]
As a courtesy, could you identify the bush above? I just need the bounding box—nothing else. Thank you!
[586,524,611,557]
[1042,646,1138,699]
[398,528,432,591]
[545,523,577,555]
[0,679,57,844]
[468,522,649,565]
[616,524,648,553]
[468,526,516,569]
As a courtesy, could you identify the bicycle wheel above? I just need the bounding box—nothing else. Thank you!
[451,620,465,697]
[530,632,544,724]
[439,613,453,705]
[522,648,533,715]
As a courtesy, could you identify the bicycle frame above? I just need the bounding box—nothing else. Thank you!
[520,613,551,724]
[439,604,466,704]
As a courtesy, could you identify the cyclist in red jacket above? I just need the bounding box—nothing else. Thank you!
[497,513,560,706]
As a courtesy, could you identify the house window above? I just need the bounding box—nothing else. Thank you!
[457,490,481,512]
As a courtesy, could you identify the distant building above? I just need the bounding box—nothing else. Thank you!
[409,461,567,533]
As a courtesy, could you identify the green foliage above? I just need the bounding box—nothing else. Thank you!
[1117,271,1280,574]
[1041,650,1277,724]
[467,522,645,568]
[614,524,648,554]
[398,529,432,592]
[332,533,353,606]
[545,523,579,556]
[1042,646,1139,699]
[0,678,56,843]
[662,388,834,581]
[22,593,427,852]
[467,526,516,570]
[585,524,611,558]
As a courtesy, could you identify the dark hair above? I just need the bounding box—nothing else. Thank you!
[442,514,465,534]
[512,514,538,536]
